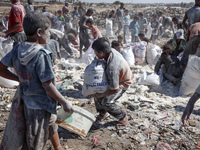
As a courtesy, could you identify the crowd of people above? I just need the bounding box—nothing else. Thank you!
[0,0,200,149]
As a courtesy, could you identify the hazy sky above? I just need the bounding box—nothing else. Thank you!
[81,0,193,3]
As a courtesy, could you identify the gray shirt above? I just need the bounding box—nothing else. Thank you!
[184,6,200,28]
[138,18,148,33]
[45,39,60,61]
[106,49,132,90]
[116,7,124,21]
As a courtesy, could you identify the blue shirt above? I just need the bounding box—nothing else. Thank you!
[1,43,57,114]
[130,21,139,36]
[123,15,130,25]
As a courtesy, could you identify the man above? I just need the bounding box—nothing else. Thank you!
[115,3,125,36]
[0,0,26,46]
[172,17,188,32]
[160,16,175,37]
[182,0,200,30]
[91,37,132,126]
[78,2,86,18]
[181,22,200,67]
[43,12,62,31]
[79,8,93,57]
[62,2,69,15]
[138,12,148,34]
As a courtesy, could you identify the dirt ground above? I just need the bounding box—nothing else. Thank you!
[0,2,200,150]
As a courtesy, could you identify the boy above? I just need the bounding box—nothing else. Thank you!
[150,14,159,44]
[71,7,80,31]
[117,35,124,47]
[138,32,145,41]
[111,40,120,52]
[155,43,183,84]
[0,0,26,46]
[138,12,148,34]
[115,3,125,36]
[45,39,61,65]
[63,9,71,23]
[0,11,73,149]
[79,8,93,57]
[86,18,102,40]
[64,22,79,41]
[91,37,132,126]
[123,9,130,44]
[130,16,140,43]
[57,10,65,22]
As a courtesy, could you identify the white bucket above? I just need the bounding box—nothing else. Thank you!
[56,105,96,137]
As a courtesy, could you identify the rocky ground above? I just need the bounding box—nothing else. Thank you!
[1,57,200,150]
[0,2,199,150]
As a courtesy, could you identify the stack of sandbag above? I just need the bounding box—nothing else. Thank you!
[82,59,108,97]
[179,55,200,96]
[121,46,135,66]
[146,43,162,65]
[106,18,113,37]
[132,41,147,65]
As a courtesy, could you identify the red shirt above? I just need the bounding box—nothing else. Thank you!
[8,2,26,34]
[91,26,102,39]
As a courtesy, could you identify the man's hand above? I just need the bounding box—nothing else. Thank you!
[181,102,194,126]
[0,32,6,37]
[62,101,74,113]
[181,92,200,126]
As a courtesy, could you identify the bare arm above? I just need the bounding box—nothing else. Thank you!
[42,80,74,112]
[181,92,200,125]
[0,23,22,37]
[186,27,190,42]
[182,19,186,33]
[0,62,19,82]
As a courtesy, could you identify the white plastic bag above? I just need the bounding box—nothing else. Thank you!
[82,39,95,65]
[106,19,113,36]
[82,59,108,97]
[2,39,14,55]
[179,55,200,96]
[146,43,162,65]
[58,58,79,69]
[0,76,19,88]
[138,71,161,86]
[133,41,147,65]
[121,46,135,66]
[145,23,152,39]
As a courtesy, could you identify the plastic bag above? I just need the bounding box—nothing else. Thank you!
[133,41,147,64]
[0,85,25,150]
[146,43,162,65]
[58,58,79,70]
[179,55,200,96]
[138,71,161,86]
[106,19,113,36]
[145,23,152,39]
[121,46,135,66]
[82,59,108,97]
[0,76,19,88]
[82,39,95,65]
